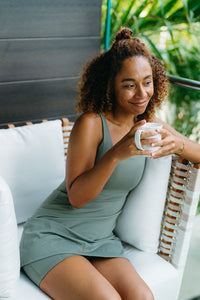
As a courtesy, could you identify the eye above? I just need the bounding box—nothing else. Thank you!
[145,81,152,86]
[124,83,135,88]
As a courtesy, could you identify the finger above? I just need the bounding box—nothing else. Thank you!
[150,149,163,159]
[150,144,172,159]
[130,119,146,135]
[137,149,152,156]
[151,140,163,148]
[156,128,170,137]
[141,137,160,146]
[140,130,158,139]
[151,135,173,148]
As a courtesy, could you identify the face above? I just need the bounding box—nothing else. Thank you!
[114,56,154,117]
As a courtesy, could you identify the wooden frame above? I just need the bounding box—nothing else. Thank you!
[158,156,200,268]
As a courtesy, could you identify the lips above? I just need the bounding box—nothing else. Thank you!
[129,101,148,107]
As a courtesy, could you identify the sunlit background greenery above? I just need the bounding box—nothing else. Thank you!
[101,0,200,214]
[101,0,200,140]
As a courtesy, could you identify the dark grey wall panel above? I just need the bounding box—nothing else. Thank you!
[0,0,102,38]
[0,78,78,126]
[0,0,102,126]
[0,38,100,82]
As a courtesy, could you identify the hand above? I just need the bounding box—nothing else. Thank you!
[111,120,159,161]
[150,128,184,159]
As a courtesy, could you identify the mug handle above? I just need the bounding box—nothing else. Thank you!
[135,129,144,150]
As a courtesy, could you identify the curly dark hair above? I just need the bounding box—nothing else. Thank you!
[77,27,169,121]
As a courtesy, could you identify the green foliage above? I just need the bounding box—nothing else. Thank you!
[101,0,200,141]
[101,0,200,52]
[101,0,200,213]
[197,198,200,215]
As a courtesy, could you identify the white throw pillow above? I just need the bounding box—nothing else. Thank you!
[0,120,65,224]
[115,155,172,253]
[0,176,20,298]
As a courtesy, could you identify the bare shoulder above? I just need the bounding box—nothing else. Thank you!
[75,112,101,127]
[70,112,103,145]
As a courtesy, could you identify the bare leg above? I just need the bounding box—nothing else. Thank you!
[92,257,154,300]
[39,255,121,300]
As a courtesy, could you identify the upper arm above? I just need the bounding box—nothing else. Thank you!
[66,113,103,192]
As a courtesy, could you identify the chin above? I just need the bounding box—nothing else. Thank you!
[137,102,150,115]
[134,107,147,116]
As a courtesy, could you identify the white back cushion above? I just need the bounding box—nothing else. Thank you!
[0,176,20,298]
[115,155,172,253]
[0,120,65,224]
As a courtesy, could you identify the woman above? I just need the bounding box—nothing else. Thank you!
[20,27,200,300]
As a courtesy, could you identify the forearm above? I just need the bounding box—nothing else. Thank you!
[66,117,149,208]
[153,117,200,163]
[164,123,200,163]
[179,137,200,164]
[67,148,119,208]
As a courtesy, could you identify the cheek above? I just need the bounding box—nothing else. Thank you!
[115,88,130,101]
[151,83,154,94]
[118,91,134,103]
[147,85,154,98]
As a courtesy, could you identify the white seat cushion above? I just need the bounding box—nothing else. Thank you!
[17,224,50,299]
[0,120,65,224]
[18,224,179,300]
[0,177,20,299]
[115,155,172,253]
[16,272,51,300]
[18,223,24,242]
[16,230,181,300]
[123,243,180,300]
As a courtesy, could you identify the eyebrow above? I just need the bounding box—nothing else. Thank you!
[121,75,152,82]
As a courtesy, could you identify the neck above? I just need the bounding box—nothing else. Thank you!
[104,111,136,128]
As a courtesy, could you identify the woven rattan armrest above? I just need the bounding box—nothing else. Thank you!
[158,156,200,269]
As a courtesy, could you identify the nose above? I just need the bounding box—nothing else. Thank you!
[136,84,146,98]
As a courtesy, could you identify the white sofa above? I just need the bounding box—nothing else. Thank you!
[0,118,200,300]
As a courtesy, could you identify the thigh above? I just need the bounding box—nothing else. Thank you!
[39,255,121,300]
[92,257,154,300]
[23,253,71,287]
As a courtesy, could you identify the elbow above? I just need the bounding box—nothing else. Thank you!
[69,199,83,209]
[67,184,96,209]
[68,192,85,209]
[68,193,94,209]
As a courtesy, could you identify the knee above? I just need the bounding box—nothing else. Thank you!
[107,295,122,300]
[128,285,154,300]
[136,287,154,300]
[142,288,154,300]
[102,293,122,300]
[96,290,121,300]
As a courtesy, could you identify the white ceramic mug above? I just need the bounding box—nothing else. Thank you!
[135,123,163,151]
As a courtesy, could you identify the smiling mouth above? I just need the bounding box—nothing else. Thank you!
[129,101,148,107]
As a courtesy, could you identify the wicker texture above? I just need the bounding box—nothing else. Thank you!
[62,118,74,157]
[158,156,200,269]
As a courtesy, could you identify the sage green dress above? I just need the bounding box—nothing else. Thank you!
[20,113,145,286]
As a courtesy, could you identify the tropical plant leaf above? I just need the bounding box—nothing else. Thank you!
[141,33,163,60]
[121,0,136,24]
[101,0,200,212]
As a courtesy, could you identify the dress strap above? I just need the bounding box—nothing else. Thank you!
[99,113,113,147]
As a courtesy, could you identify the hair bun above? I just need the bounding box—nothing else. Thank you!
[115,27,132,42]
